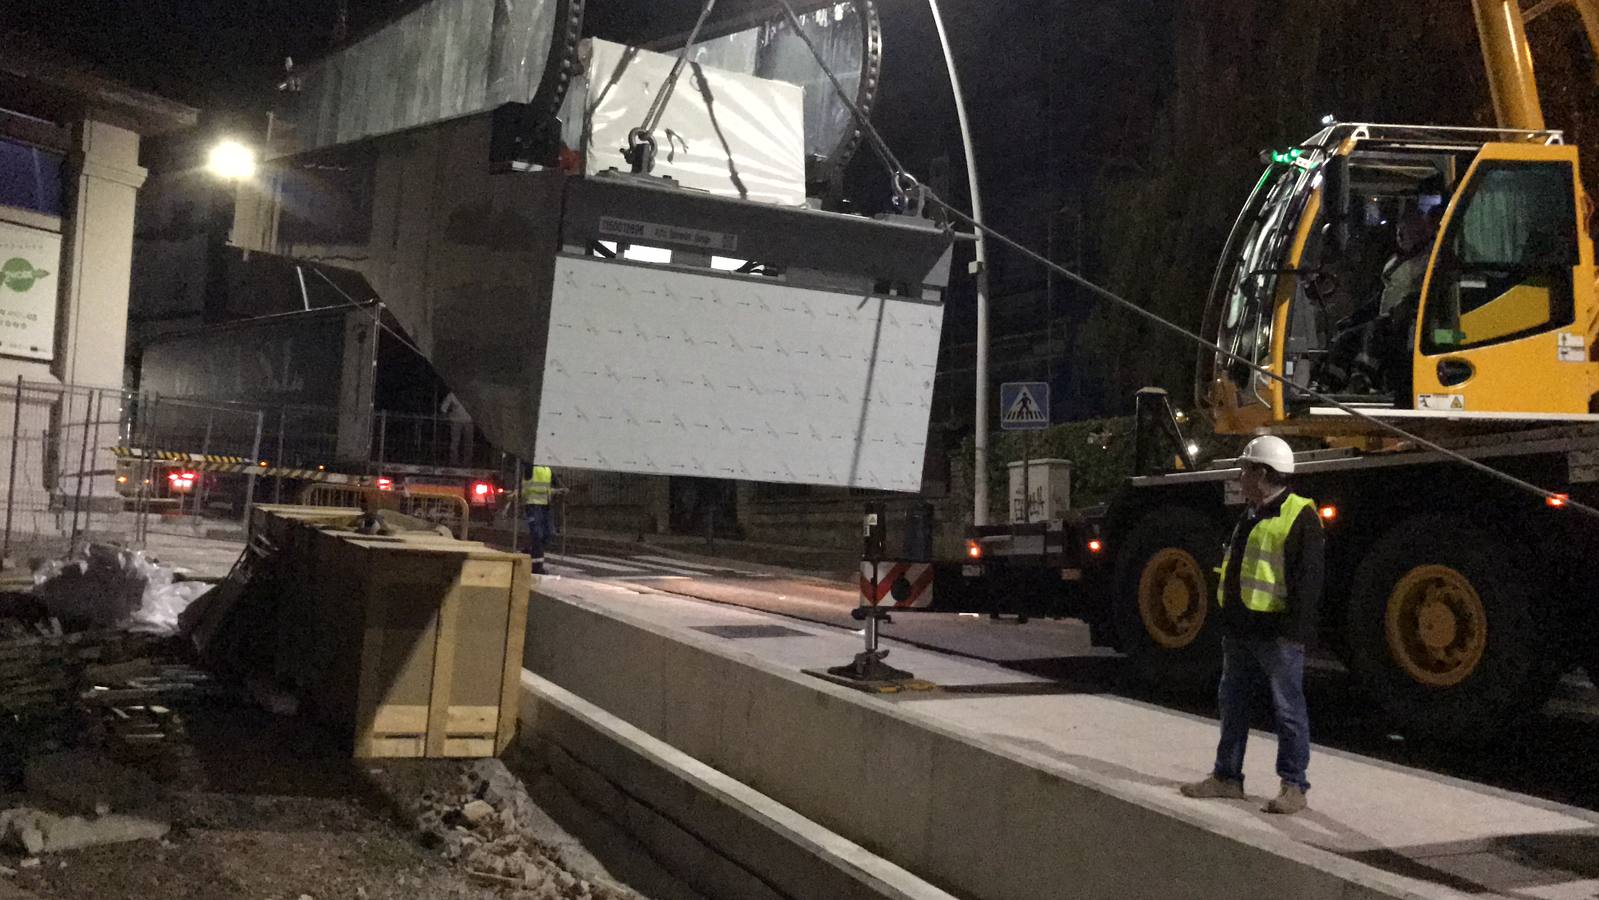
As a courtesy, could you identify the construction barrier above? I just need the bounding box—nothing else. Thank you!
[859,561,935,609]
[111,447,353,482]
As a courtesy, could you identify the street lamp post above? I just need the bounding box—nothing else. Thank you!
[925,0,992,527]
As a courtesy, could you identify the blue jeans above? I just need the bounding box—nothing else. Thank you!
[524,505,553,567]
[1213,636,1311,792]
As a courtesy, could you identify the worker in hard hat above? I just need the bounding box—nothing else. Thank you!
[520,463,555,574]
[1180,435,1324,815]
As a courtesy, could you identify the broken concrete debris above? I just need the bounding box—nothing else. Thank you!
[0,807,168,854]
[414,761,639,900]
[460,799,495,826]
[24,749,162,816]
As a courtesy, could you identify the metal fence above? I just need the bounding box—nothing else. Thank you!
[155,401,496,474]
[0,379,506,565]
[0,380,135,563]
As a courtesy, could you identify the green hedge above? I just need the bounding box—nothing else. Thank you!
[952,414,1246,522]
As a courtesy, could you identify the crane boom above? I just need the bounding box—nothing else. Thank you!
[1475,0,1599,131]
[1474,0,1546,130]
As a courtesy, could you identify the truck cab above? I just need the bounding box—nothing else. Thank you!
[1200,123,1599,436]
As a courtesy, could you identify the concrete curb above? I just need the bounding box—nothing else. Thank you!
[528,586,1462,900]
[517,670,960,900]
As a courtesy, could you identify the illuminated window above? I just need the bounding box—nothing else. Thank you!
[1423,162,1577,353]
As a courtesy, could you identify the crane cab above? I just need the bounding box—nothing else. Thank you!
[1200,123,1599,437]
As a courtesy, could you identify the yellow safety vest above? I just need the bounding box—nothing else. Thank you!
[521,466,553,506]
[1217,493,1317,613]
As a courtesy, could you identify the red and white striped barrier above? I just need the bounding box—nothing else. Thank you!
[859,561,934,609]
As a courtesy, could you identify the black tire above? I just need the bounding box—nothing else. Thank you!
[1343,515,1559,739]
[1112,507,1226,687]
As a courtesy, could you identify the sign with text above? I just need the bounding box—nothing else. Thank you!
[0,220,60,361]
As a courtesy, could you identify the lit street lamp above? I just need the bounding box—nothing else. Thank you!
[206,139,257,180]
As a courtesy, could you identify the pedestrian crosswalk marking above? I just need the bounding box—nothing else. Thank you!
[552,554,652,574]
[546,553,770,581]
[634,554,761,576]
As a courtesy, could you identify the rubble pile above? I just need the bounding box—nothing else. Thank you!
[0,748,172,867]
[0,618,108,717]
[415,760,639,900]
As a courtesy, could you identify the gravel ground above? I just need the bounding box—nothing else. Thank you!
[0,697,648,900]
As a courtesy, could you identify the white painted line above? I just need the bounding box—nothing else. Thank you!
[548,555,652,575]
[632,554,761,575]
[562,552,734,577]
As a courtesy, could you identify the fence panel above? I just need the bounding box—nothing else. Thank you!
[0,381,133,562]
[0,380,502,564]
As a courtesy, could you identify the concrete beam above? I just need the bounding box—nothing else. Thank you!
[517,671,959,900]
[527,589,1461,900]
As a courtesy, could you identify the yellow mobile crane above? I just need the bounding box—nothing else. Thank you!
[964,1,1599,737]
[1202,0,1599,433]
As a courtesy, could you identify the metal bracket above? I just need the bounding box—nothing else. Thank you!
[824,597,915,683]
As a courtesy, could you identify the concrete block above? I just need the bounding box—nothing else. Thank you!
[528,590,1476,900]
[1,808,167,854]
[24,750,161,816]
[546,743,628,821]
[521,671,960,900]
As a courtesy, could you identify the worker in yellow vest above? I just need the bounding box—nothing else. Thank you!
[521,464,554,573]
[1181,435,1324,815]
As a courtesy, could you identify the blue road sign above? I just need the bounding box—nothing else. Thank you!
[1000,382,1049,431]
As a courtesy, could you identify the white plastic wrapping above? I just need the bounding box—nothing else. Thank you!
[33,544,212,636]
[578,38,808,206]
[685,3,868,173]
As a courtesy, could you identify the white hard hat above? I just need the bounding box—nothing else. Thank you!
[1240,435,1295,475]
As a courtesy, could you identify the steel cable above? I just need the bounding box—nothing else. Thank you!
[767,0,1599,522]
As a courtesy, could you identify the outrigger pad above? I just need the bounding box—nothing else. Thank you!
[803,650,935,694]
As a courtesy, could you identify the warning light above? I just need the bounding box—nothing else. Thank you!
[1087,539,1104,554]
[1547,493,1569,508]
[965,540,982,560]
[1319,504,1338,522]
[376,476,394,491]
[115,475,128,485]
[472,482,492,497]
[167,471,197,493]
[259,460,269,467]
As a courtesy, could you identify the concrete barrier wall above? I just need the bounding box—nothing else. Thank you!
[518,673,958,900]
[527,590,1445,900]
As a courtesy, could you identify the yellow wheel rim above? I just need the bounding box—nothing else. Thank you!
[1384,564,1488,688]
[1137,548,1208,650]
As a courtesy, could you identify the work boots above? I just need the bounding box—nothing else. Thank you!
[1263,782,1308,815]
[1178,775,1245,800]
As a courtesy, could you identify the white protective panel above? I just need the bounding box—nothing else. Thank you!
[537,256,941,492]
[581,38,808,207]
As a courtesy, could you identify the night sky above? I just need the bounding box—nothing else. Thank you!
[15,1,1582,423]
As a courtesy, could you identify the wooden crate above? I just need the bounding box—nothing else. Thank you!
[250,504,361,545]
[256,509,531,758]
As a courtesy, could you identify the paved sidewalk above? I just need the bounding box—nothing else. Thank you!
[539,578,1599,899]
[141,531,244,580]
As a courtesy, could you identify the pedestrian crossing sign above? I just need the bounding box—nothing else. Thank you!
[1000,382,1049,431]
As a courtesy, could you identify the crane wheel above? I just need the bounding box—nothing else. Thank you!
[1113,508,1224,687]
[1343,515,1557,739]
